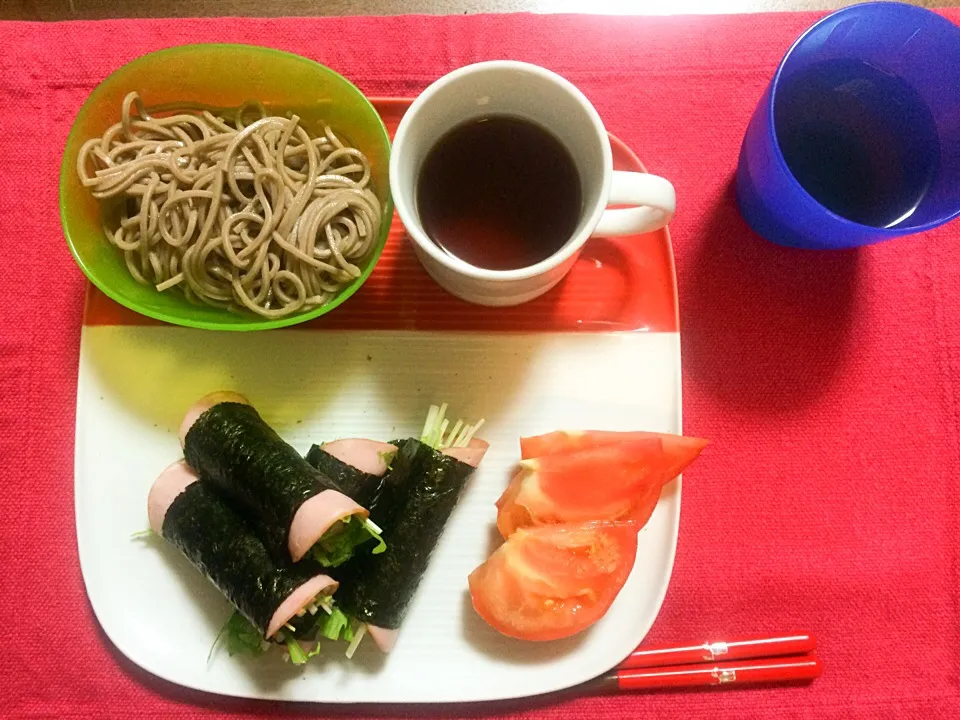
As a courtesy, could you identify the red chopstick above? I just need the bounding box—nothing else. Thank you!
[597,653,822,692]
[620,631,817,669]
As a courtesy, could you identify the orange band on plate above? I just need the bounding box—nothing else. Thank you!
[83,98,678,334]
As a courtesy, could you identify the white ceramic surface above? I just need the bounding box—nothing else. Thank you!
[389,61,677,306]
[75,326,682,704]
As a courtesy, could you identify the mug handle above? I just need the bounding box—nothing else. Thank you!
[592,171,676,237]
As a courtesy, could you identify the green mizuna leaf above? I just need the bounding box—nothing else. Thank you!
[310,516,386,567]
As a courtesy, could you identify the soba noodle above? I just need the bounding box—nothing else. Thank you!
[77,92,383,318]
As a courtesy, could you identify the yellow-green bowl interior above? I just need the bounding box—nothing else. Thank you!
[60,44,392,331]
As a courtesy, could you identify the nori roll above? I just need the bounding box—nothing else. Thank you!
[306,437,422,523]
[305,438,400,509]
[147,460,339,649]
[330,404,489,652]
[179,392,384,567]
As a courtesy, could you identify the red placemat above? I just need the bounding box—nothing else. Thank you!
[1,10,959,720]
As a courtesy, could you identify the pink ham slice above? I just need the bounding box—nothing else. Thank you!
[147,459,338,641]
[322,439,398,476]
[147,459,199,534]
[366,624,398,653]
[442,438,489,468]
[265,574,338,640]
[287,489,368,562]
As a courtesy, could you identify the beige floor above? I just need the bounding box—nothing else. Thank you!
[1,0,954,21]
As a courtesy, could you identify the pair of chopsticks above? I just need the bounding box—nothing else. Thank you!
[591,632,821,693]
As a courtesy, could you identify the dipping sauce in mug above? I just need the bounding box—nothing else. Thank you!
[416,115,583,271]
[390,61,675,306]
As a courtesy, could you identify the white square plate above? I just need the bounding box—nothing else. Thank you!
[76,327,681,703]
[73,122,683,704]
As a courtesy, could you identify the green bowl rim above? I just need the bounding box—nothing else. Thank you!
[59,42,394,332]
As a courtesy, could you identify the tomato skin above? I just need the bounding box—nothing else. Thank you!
[468,521,638,641]
[629,485,662,528]
[520,430,708,482]
[496,439,667,537]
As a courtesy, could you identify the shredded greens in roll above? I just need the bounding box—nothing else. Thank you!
[213,612,270,660]
[214,604,367,665]
[311,515,386,567]
[420,402,485,450]
[377,449,397,470]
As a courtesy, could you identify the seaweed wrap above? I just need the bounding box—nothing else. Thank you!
[305,437,427,522]
[147,460,338,641]
[305,438,400,509]
[332,405,489,652]
[179,392,384,567]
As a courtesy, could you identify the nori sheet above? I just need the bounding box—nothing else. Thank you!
[333,439,476,629]
[183,402,344,561]
[305,437,422,526]
[161,481,320,637]
[304,445,382,509]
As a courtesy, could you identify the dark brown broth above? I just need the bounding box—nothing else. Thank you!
[416,115,582,270]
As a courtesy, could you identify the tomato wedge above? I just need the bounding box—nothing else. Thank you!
[468,521,638,641]
[496,439,666,536]
[520,430,708,482]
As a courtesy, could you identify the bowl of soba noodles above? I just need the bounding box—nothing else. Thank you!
[60,44,392,330]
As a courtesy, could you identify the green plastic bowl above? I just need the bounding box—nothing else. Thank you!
[60,44,392,331]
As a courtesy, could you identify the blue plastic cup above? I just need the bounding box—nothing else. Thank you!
[736,2,960,249]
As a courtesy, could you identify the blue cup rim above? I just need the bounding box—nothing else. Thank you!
[766,1,960,236]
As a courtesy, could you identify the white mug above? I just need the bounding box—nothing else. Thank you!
[389,61,676,307]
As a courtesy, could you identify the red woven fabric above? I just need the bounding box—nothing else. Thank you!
[1,11,959,719]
